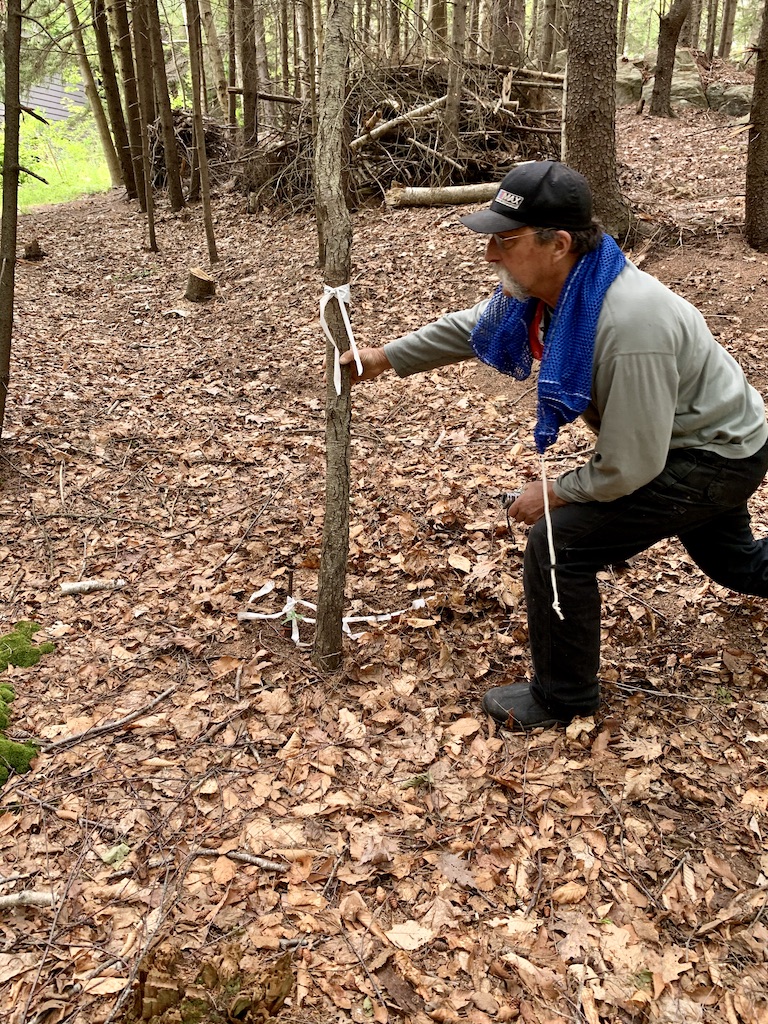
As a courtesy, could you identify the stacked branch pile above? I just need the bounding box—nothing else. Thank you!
[238,62,563,211]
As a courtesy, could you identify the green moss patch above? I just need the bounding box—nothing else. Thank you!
[0,621,55,672]
[0,622,52,787]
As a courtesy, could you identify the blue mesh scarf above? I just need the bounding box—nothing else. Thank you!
[470,234,627,453]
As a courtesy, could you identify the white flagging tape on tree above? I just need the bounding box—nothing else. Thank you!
[319,283,363,395]
[238,582,435,646]
[541,457,564,621]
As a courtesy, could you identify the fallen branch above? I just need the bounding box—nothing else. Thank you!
[385,181,498,208]
[407,136,465,172]
[60,577,127,595]
[0,891,56,909]
[41,685,177,752]
[195,849,289,873]
[350,95,447,152]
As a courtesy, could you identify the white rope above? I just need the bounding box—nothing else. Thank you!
[541,458,564,621]
[238,582,435,645]
[319,283,363,395]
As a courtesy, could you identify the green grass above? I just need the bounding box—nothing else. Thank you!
[6,112,112,211]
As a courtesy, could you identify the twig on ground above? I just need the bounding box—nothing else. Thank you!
[41,685,177,752]
[194,849,289,873]
[0,891,56,909]
[60,578,127,596]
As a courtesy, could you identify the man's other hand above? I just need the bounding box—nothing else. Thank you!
[340,346,392,383]
[509,480,569,525]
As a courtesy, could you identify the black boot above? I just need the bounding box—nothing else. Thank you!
[481,682,569,730]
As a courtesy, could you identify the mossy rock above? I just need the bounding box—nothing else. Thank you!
[0,737,38,786]
[0,621,55,673]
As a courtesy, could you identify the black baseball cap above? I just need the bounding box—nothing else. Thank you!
[460,160,593,233]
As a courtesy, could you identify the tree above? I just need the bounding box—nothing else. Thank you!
[538,0,557,68]
[445,0,467,156]
[480,0,525,65]
[705,0,719,60]
[105,0,147,207]
[649,0,693,117]
[63,0,122,187]
[185,0,219,263]
[717,0,737,59]
[199,0,230,113]
[745,0,768,250]
[132,0,158,247]
[313,0,355,671]
[680,0,703,48]
[146,0,185,210]
[91,0,137,198]
[0,0,23,438]
[564,0,630,238]
[617,0,630,54]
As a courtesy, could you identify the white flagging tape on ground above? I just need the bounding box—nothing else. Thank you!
[319,284,363,395]
[238,582,435,646]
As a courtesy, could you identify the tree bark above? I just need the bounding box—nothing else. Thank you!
[427,0,448,55]
[617,0,629,54]
[385,181,498,206]
[105,0,146,206]
[254,4,278,127]
[0,0,22,438]
[746,0,768,250]
[146,0,185,210]
[649,0,693,117]
[680,0,702,48]
[717,0,737,59]
[313,0,354,672]
[185,0,219,263]
[564,0,630,238]
[199,0,230,113]
[539,0,557,69]
[63,0,122,187]
[228,0,238,123]
[132,0,158,248]
[239,0,259,141]
[91,0,137,198]
[444,0,466,157]
[705,0,719,61]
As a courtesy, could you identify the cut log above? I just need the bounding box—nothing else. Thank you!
[385,181,499,208]
[23,239,45,260]
[184,267,216,301]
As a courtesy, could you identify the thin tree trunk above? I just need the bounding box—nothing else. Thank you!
[132,0,158,248]
[617,0,629,53]
[254,5,277,126]
[240,0,259,141]
[185,0,218,262]
[64,0,121,186]
[279,0,291,119]
[539,0,556,68]
[717,0,736,59]
[313,0,355,672]
[105,0,146,205]
[387,0,400,60]
[650,0,693,116]
[199,0,230,112]
[0,0,22,437]
[146,0,185,210]
[705,0,719,60]
[679,0,702,48]
[427,0,448,55]
[228,0,238,123]
[445,0,466,157]
[91,0,137,198]
[746,0,768,250]
[564,0,630,237]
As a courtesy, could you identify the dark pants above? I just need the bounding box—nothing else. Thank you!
[525,440,768,720]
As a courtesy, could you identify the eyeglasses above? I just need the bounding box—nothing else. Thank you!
[492,229,545,249]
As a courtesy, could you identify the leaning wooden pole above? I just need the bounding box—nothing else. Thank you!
[312,0,354,671]
[0,0,22,438]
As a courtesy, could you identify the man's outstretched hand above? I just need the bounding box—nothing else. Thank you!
[340,346,392,383]
[508,480,569,525]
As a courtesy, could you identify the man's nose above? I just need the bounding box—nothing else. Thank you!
[485,236,500,262]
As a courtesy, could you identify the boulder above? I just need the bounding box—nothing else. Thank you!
[706,81,752,116]
[616,60,643,105]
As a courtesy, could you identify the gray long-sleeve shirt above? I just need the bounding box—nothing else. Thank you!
[383,260,768,504]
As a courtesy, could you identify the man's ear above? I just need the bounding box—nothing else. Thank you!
[553,230,574,257]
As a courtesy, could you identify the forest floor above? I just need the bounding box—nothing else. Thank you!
[2,104,768,1024]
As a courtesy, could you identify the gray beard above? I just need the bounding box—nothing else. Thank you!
[495,265,531,302]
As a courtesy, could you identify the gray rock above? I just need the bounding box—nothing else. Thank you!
[641,68,708,110]
[721,84,753,117]
[616,61,643,105]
